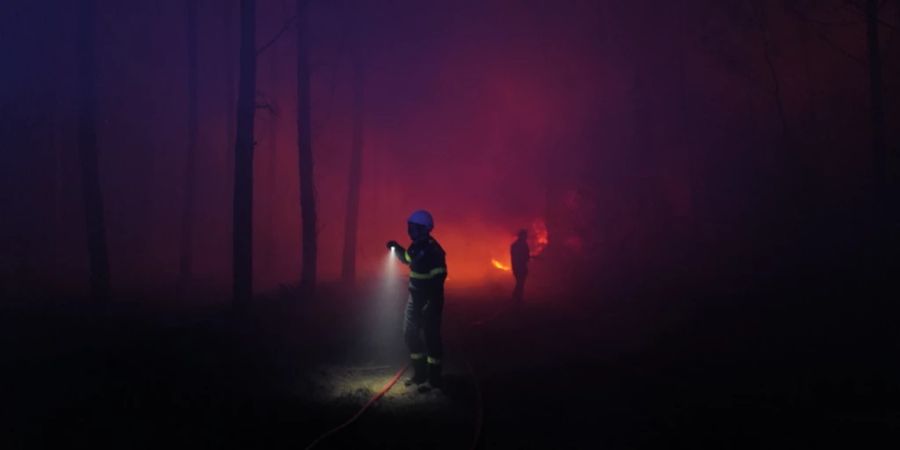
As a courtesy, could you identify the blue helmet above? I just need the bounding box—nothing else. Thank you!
[407,210,434,231]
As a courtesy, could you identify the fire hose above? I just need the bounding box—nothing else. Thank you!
[302,359,484,450]
[303,303,503,449]
[303,363,409,450]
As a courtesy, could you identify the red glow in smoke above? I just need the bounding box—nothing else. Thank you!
[530,219,549,257]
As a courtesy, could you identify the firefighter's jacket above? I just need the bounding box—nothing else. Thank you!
[394,237,447,294]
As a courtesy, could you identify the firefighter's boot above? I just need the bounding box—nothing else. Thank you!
[404,356,428,387]
[418,360,443,393]
[428,361,443,389]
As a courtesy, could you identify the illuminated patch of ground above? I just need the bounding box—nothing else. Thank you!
[302,364,459,414]
[293,362,478,448]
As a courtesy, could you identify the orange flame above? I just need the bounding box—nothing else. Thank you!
[491,258,511,271]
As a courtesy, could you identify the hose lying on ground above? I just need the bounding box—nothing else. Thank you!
[304,301,506,449]
[304,364,409,450]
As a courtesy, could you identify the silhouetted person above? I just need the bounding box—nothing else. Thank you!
[511,229,530,303]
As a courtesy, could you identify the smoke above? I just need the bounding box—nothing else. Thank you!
[1,0,891,300]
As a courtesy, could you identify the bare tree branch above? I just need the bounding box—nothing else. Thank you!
[816,30,869,66]
[754,0,790,140]
[256,103,276,114]
[785,2,900,80]
[842,0,899,30]
[255,90,278,116]
[257,14,298,56]
[786,4,869,66]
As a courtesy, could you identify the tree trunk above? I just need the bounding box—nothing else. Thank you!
[233,0,256,305]
[178,0,199,297]
[866,0,886,189]
[224,0,236,194]
[264,37,279,277]
[52,78,64,286]
[341,52,364,283]
[296,0,317,293]
[76,0,110,303]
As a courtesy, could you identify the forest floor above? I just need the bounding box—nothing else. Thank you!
[3,274,899,449]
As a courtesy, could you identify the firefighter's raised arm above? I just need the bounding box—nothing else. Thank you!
[386,240,410,265]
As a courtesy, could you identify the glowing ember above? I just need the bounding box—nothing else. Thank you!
[491,258,511,271]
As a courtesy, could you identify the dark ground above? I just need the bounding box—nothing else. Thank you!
[2,258,899,449]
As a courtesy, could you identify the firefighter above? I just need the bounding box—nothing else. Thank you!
[511,229,530,303]
[386,210,447,391]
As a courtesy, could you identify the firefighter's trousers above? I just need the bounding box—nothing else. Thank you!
[403,288,443,362]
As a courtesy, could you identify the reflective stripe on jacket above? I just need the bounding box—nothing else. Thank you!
[396,237,447,291]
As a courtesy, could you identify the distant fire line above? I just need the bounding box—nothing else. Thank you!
[491,259,511,272]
